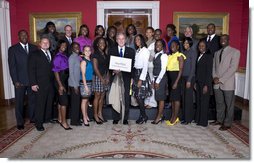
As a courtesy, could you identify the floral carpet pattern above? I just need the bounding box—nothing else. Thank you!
[0,121,250,159]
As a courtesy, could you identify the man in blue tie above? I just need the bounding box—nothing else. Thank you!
[108,32,135,125]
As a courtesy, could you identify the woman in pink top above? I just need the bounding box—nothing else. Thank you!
[74,24,92,52]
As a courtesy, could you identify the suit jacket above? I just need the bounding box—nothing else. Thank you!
[28,49,54,87]
[196,51,213,87]
[108,46,135,84]
[61,36,73,57]
[8,43,38,86]
[204,35,221,57]
[212,46,240,90]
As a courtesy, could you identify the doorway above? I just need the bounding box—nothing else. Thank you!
[97,1,159,33]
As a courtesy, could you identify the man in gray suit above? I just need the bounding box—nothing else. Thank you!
[211,34,240,131]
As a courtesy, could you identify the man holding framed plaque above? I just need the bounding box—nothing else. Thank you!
[108,32,135,125]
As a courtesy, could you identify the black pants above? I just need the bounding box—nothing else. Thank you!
[181,77,195,123]
[35,84,54,127]
[14,86,36,125]
[69,87,81,125]
[195,82,210,126]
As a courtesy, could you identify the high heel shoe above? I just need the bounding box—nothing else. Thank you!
[93,117,103,125]
[60,123,72,130]
[136,115,148,124]
[98,117,107,123]
[84,122,90,127]
[151,116,165,124]
[166,117,179,126]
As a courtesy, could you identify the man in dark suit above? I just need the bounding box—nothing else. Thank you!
[8,30,38,130]
[61,25,73,57]
[108,32,135,125]
[28,36,55,131]
[205,23,221,57]
[203,23,222,120]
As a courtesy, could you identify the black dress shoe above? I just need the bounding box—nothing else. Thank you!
[123,120,128,125]
[36,126,45,131]
[113,120,119,124]
[30,120,35,124]
[209,121,222,126]
[17,125,24,130]
[219,125,230,131]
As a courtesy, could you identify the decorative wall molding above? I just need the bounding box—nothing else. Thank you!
[97,1,160,29]
[0,0,15,99]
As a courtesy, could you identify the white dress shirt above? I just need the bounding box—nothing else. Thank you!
[134,47,150,81]
[207,33,216,42]
[197,53,204,62]
[19,42,29,53]
[153,50,168,84]
[41,49,51,61]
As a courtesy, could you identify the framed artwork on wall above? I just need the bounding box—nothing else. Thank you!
[29,12,82,43]
[173,12,229,40]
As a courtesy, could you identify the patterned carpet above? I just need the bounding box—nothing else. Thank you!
[0,121,250,159]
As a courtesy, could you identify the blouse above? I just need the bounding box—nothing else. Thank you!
[52,52,68,72]
[166,51,186,71]
[134,47,150,81]
[74,36,92,52]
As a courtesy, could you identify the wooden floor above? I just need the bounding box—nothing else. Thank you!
[0,99,249,135]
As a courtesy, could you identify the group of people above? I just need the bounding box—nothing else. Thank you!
[8,21,240,132]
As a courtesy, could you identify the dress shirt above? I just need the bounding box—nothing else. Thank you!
[19,42,29,54]
[207,33,216,42]
[41,49,51,61]
[154,51,168,84]
[197,53,204,62]
[68,53,81,88]
[134,47,150,81]
[118,46,125,57]
[66,36,72,44]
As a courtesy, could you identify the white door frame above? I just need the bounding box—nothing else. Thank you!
[97,1,160,29]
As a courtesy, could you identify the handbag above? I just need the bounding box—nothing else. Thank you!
[80,81,92,98]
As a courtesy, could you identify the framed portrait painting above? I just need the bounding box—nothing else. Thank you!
[29,12,82,43]
[173,12,229,40]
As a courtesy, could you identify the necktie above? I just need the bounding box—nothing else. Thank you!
[24,45,28,54]
[219,48,224,63]
[119,48,123,57]
[45,51,51,62]
[68,37,72,44]
[208,36,211,42]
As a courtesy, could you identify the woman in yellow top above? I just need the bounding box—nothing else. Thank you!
[166,40,186,126]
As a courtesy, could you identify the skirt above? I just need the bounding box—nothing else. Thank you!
[167,71,181,101]
[80,80,92,98]
[132,69,152,99]
[92,75,110,92]
[154,75,167,101]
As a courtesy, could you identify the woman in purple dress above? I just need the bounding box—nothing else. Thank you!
[52,40,72,130]
[74,24,92,52]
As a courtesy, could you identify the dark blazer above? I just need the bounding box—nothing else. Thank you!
[204,35,221,57]
[61,36,73,57]
[8,43,38,86]
[108,46,135,83]
[196,51,213,87]
[28,49,54,87]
